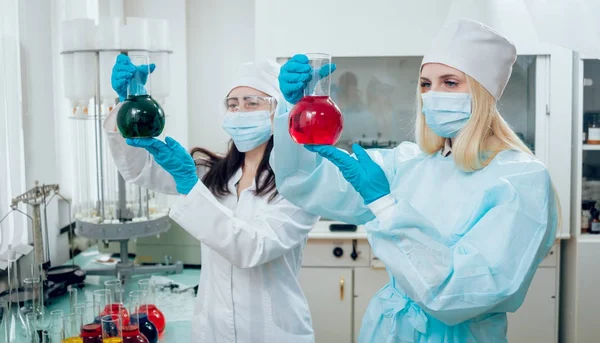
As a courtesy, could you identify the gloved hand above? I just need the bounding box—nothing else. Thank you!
[111,54,156,102]
[126,137,198,194]
[279,54,337,104]
[305,144,390,204]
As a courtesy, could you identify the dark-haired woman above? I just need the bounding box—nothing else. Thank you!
[104,57,319,343]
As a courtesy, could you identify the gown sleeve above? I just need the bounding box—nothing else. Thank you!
[270,108,420,224]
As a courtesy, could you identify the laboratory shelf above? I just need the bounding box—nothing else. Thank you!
[577,233,600,242]
[583,144,600,151]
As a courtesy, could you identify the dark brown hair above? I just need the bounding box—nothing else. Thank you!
[190,137,278,201]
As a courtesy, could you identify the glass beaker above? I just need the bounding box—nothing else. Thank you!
[128,291,157,343]
[101,312,123,343]
[104,280,129,326]
[122,295,150,343]
[22,277,41,316]
[116,54,166,138]
[68,286,78,313]
[80,302,102,343]
[137,279,165,335]
[63,313,83,343]
[41,327,63,343]
[288,53,343,145]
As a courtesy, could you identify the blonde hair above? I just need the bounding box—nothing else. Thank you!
[415,74,562,227]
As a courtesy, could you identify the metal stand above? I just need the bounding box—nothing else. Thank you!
[64,49,181,283]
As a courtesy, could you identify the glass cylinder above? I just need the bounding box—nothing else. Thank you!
[80,302,102,343]
[137,279,165,335]
[122,294,149,343]
[41,328,63,343]
[288,53,343,145]
[63,313,82,343]
[22,277,41,316]
[26,311,42,343]
[101,312,123,343]
[129,291,157,343]
[116,54,166,139]
[104,280,129,326]
[68,286,78,314]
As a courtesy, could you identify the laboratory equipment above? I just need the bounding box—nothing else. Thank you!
[64,313,83,343]
[101,312,123,343]
[80,302,102,343]
[587,114,600,144]
[288,53,343,145]
[122,295,149,343]
[61,19,181,283]
[137,280,164,335]
[116,55,165,139]
[581,200,595,233]
[128,291,157,343]
[22,277,41,315]
[104,280,129,326]
[68,286,78,313]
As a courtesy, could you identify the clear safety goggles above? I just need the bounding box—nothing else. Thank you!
[224,95,276,112]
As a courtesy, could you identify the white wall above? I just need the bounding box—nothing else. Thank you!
[254,0,556,60]
[19,0,67,264]
[186,0,256,153]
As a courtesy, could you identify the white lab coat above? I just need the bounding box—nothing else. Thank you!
[103,106,319,343]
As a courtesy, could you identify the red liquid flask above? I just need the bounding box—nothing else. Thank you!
[288,53,343,145]
[138,305,165,335]
[288,95,343,145]
[81,323,103,343]
[122,324,149,343]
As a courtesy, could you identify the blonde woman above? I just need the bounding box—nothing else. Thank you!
[272,18,559,342]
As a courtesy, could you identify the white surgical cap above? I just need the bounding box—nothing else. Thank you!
[228,60,283,105]
[421,18,517,100]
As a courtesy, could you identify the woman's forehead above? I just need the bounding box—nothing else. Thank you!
[421,63,465,78]
[228,86,269,98]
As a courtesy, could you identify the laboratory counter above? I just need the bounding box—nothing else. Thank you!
[42,246,200,342]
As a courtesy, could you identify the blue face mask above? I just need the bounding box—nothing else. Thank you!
[421,91,472,138]
[222,110,272,152]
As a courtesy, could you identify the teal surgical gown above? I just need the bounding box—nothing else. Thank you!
[269,110,558,342]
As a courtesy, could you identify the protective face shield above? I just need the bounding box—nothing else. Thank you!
[222,95,275,152]
[421,91,472,138]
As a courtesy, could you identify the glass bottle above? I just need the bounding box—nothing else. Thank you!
[104,280,130,326]
[288,53,343,145]
[116,54,166,139]
[137,279,165,335]
[122,295,149,343]
[101,312,123,343]
[587,114,600,144]
[80,302,102,343]
[128,291,157,343]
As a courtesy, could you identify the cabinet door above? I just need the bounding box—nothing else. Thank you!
[507,267,557,343]
[353,267,389,342]
[299,268,353,343]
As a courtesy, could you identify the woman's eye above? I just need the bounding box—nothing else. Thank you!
[420,82,431,88]
[445,81,458,87]
[227,104,238,109]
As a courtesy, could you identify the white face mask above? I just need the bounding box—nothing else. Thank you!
[221,110,273,152]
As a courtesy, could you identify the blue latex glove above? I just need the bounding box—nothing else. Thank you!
[126,137,198,194]
[305,144,390,205]
[279,54,337,104]
[111,54,156,102]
